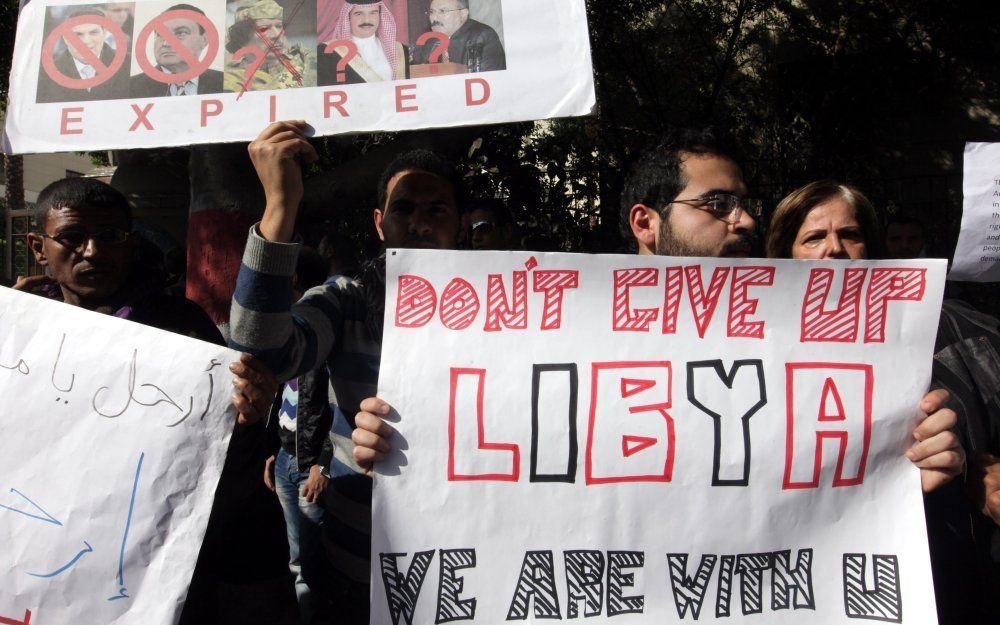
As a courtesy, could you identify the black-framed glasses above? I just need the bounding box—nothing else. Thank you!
[667,193,762,224]
[39,228,131,252]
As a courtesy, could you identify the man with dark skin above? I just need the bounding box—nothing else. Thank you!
[14,177,287,622]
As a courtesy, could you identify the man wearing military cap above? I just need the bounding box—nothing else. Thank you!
[318,0,407,85]
[223,0,315,91]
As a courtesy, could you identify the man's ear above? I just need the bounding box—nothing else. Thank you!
[26,233,48,267]
[629,203,659,254]
[373,207,386,242]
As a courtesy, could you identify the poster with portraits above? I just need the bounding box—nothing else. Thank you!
[3,0,595,153]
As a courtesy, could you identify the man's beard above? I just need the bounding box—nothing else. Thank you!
[655,218,756,258]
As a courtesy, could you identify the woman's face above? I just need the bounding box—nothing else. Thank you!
[791,198,868,260]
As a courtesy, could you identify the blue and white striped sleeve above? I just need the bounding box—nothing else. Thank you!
[229,226,340,382]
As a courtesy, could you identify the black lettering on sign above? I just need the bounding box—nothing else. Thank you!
[667,553,717,620]
[379,551,435,625]
[843,554,902,623]
[506,551,561,620]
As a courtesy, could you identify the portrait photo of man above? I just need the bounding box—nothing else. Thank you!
[223,0,316,92]
[317,0,408,85]
[412,0,505,73]
[129,3,224,97]
[36,6,132,103]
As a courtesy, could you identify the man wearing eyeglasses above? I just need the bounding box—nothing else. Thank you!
[414,0,506,72]
[12,176,289,623]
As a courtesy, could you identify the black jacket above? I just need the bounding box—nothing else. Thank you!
[267,366,334,472]
[414,18,506,72]
[129,68,224,98]
[36,44,130,103]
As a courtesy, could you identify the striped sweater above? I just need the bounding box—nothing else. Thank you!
[230,226,379,584]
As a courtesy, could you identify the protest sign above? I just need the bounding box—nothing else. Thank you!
[0,287,238,624]
[949,142,1000,282]
[3,0,595,154]
[372,250,947,624]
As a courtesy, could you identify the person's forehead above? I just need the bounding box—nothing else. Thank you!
[351,5,379,12]
[676,152,746,195]
[162,17,198,31]
[431,0,461,8]
[255,17,281,26]
[46,205,127,229]
[386,169,454,200]
[71,21,104,32]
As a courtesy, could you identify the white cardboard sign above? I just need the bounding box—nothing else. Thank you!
[949,142,1000,282]
[0,287,238,625]
[372,251,946,625]
[3,0,595,154]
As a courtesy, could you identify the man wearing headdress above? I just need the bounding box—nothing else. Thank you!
[223,0,315,92]
[318,0,407,85]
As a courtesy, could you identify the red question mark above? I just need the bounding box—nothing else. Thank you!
[323,40,359,83]
[232,45,267,98]
[415,32,450,75]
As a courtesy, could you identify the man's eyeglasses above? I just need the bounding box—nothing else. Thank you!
[39,228,131,252]
[666,193,762,224]
[426,7,464,17]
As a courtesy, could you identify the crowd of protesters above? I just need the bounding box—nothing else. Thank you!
[8,121,1000,624]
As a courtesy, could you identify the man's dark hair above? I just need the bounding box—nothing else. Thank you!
[467,198,512,226]
[67,7,107,22]
[620,127,738,245]
[165,4,207,34]
[455,0,469,8]
[377,149,463,210]
[34,177,132,231]
[226,18,257,52]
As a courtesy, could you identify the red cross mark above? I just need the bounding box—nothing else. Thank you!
[41,15,127,90]
[134,9,220,84]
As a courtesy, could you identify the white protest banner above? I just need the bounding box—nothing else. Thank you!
[3,0,595,154]
[372,250,947,624]
[949,142,1000,282]
[0,287,238,624]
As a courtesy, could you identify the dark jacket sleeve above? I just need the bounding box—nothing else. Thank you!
[295,365,334,471]
[476,24,506,71]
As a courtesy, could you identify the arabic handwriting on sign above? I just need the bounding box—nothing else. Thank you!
[0,488,63,526]
[0,358,29,375]
[51,332,76,394]
[109,452,145,603]
[168,358,222,428]
[92,350,194,421]
[27,541,93,578]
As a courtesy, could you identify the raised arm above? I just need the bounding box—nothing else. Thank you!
[228,121,338,381]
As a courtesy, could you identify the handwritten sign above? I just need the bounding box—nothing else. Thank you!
[949,142,1000,281]
[372,251,946,624]
[0,287,238,624]
[3,0,595,154]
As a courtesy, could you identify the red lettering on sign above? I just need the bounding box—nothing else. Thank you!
[60,107,84,135]
[612,268,659,332]
[200,99,223,126]
[129,103,154,131]
[727,266,774,339]
[323,91,349,118]
[448,368,520,482]
[395,84,418,113]
[395,274,436,328]
[864,268,926,343]
[800,268,867,343]
[465,78,490,106]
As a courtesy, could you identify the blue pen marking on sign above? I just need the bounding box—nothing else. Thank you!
[27,541,93,578]
[108,452,144,602]
[0,488,62,526]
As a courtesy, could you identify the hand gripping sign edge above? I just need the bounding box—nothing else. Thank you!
[41,14,128,91]
[134,9,220,85]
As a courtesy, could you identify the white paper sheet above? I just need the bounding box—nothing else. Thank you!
[0,287,238,624]
[372,251,946,624]
[3,0,595,154]
[949,142,1000,282]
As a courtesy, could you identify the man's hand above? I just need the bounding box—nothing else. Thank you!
[264,454,276,491]
[969,454,1000,526]
[352,397,394,476]
[247,120,319,243]
[230,353,279,426]
[302,465,329,503]
[906,389,965,493]
[13,274,56,294]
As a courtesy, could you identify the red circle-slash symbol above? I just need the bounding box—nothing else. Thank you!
[41,14,128,90]
[134,9,220,84]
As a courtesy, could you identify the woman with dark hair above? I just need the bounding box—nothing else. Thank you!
[766,180,881,260]
[766,180,1000,624]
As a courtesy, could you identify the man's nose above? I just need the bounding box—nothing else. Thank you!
[731,207,756,233]
[409,209,433,234]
